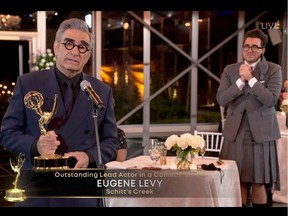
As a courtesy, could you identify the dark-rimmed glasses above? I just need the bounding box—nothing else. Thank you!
[61,41,90,54]
[242,44,263,52]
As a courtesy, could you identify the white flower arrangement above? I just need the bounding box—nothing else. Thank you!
[164,133,205,153]
[165,133,205,170]
[32,49,56,71]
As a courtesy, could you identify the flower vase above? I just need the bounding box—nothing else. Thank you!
[189,151,197,171]
[176,150,192,170]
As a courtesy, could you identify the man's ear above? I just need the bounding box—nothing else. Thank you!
[53,42,58,58]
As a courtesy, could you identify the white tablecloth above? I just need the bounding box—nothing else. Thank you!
[273,129,288,204]
[105,155,241,207]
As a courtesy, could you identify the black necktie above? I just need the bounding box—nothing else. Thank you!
[64,79,73,115]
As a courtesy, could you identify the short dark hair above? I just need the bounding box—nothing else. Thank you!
[244,29,269,48]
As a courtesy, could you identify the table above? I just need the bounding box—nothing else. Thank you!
[105,155,241,207]
[273,129,288,204]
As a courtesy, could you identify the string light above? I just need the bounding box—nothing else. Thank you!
[0,14,21,30]
[0,81,15,98]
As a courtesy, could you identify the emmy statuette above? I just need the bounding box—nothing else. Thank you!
[4,153,26,202]
[24,91,69,170]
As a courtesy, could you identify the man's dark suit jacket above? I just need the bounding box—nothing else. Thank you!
[0,67,119,206]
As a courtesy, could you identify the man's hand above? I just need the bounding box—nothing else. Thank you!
[239,64,253,82]
[65,151,89,168]
[37,130,60,156]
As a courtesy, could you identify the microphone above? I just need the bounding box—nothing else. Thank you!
[80,80,105,111]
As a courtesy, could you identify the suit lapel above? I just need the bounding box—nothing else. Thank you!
[257,56,269,82]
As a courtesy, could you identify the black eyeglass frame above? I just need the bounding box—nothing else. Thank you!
[61,41,90,54]
[242,44,263,52]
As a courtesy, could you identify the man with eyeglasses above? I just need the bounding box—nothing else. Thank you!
[0,18,119,207]
[217,29,282,207]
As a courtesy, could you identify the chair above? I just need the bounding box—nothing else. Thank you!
[194,130,224,158]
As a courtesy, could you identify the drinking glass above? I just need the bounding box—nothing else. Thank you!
[149,138,159,148]
[157,141,167,165]
[148,147,161,165]
[200,146,206,159]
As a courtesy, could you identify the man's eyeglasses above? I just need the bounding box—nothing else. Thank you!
[242,44,263,52]
[61,41,90,54]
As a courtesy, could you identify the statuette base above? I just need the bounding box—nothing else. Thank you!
[4,188,26,202]
[34,154,69,170]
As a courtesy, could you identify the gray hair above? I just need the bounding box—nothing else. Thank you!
[54,18,95,50]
